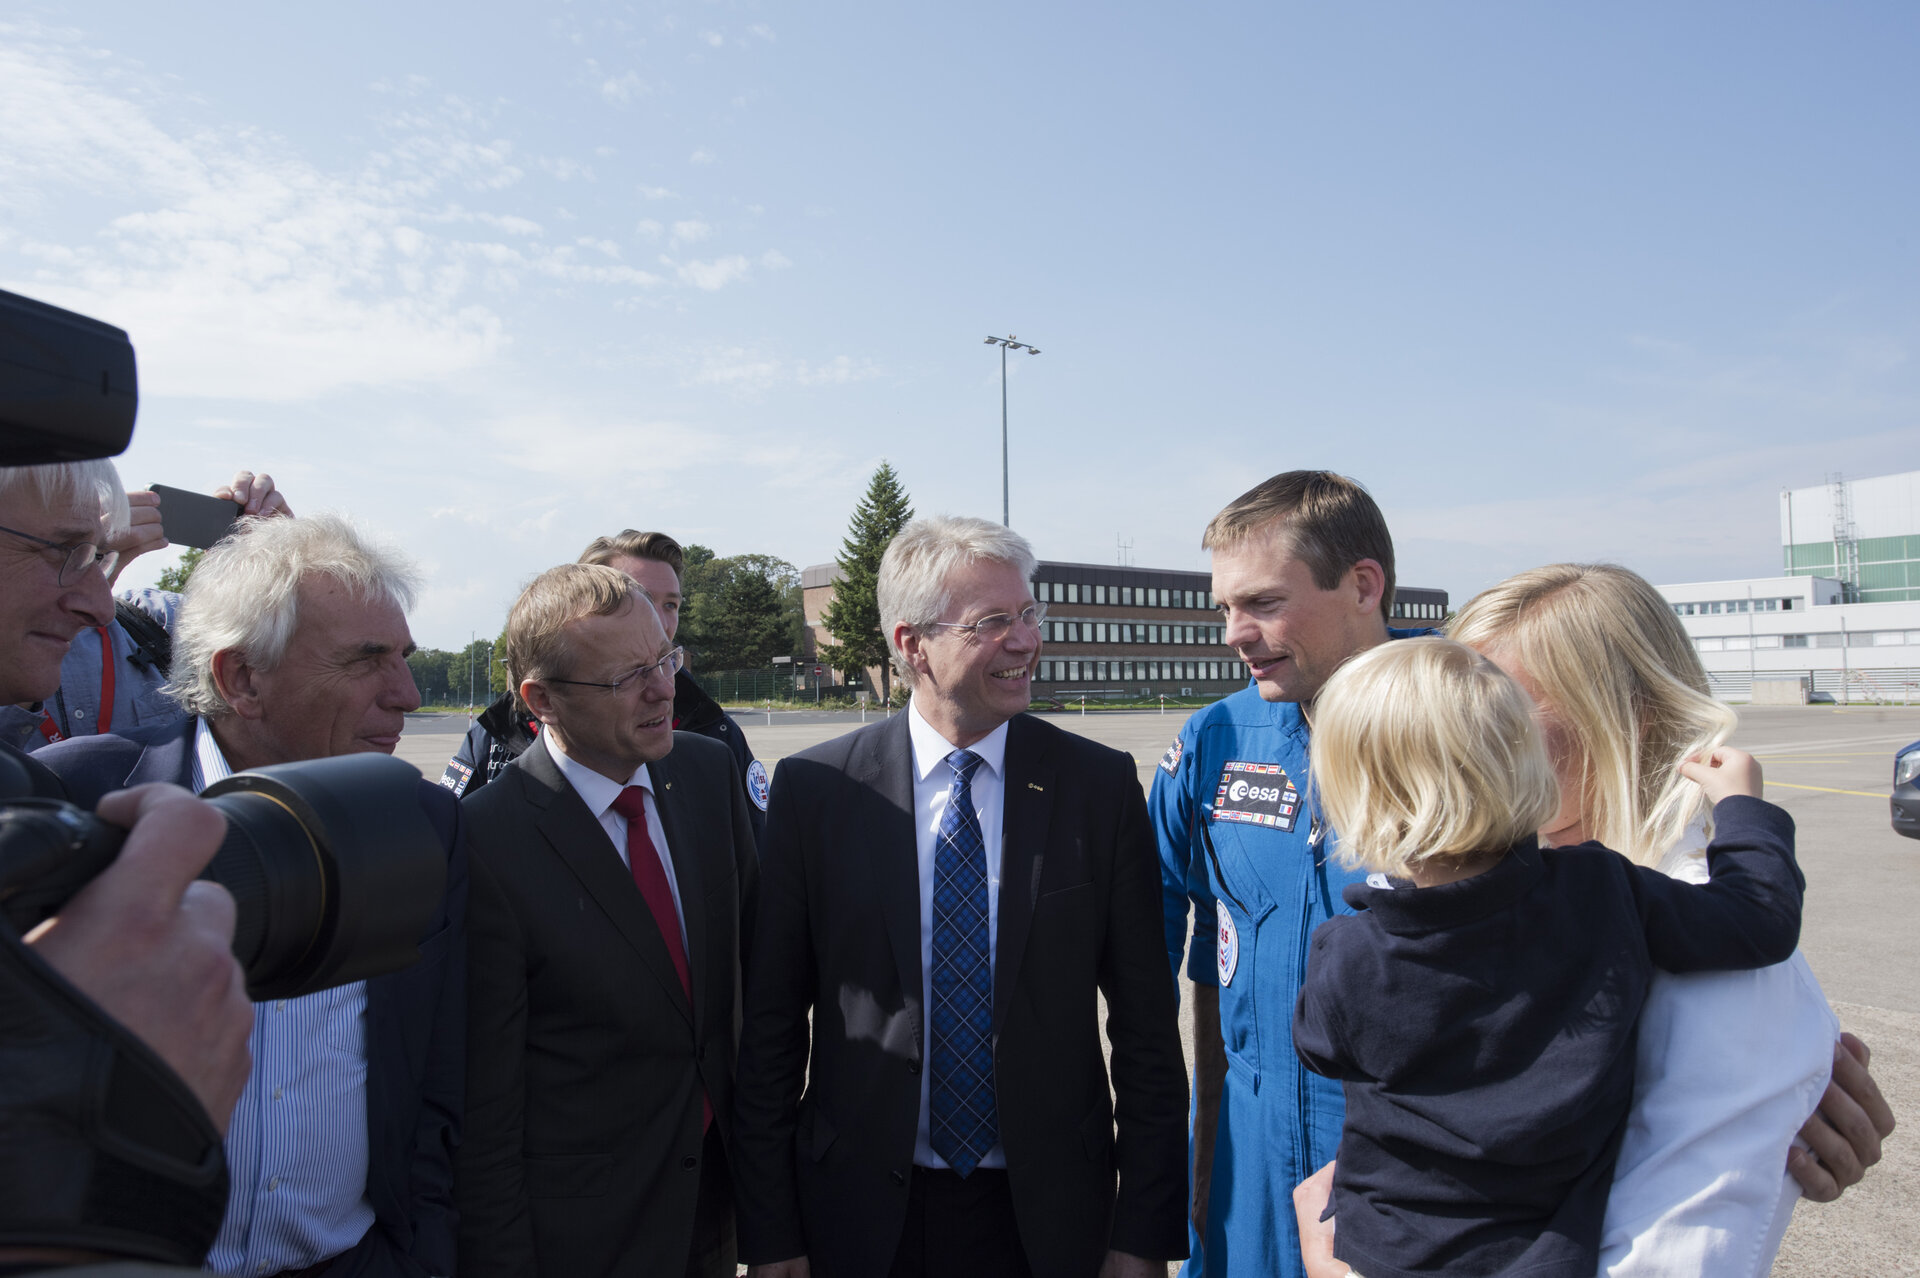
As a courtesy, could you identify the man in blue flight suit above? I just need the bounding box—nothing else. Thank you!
[1151,471,1431,1278]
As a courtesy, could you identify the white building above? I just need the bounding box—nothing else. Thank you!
[1779,470,1920,603]
[1658,574,1920,703]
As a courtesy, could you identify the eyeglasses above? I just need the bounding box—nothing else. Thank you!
[546,646,686,695]
[0,523,117,586]
[926,603,1047,643]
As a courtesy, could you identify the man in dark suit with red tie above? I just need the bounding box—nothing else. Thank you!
[455,563,758,1278]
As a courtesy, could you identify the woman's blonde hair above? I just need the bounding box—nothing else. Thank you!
[1310,637,1559,876]
[1448,563,1737,866]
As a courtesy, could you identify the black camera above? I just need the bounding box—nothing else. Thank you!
[0,749,446,1000]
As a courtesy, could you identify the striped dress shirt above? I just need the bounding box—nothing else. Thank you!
[195,719,376,1277]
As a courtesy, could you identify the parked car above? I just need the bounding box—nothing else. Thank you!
[1895,739,1920,840]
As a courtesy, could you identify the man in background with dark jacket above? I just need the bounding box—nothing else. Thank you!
[441,529,768,843]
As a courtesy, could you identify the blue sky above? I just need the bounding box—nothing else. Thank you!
[4,3,1916,649]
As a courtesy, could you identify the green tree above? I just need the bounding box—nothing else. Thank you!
[682,554,803,671]
[406,648,453,704]
[450,637,500,707]
[155,546,204,593]
[820,462,914,704]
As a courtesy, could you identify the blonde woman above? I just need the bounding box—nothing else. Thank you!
[1294,636,1801,1278]
[1446,564,1857,1276]
[1295,564,1895,1278]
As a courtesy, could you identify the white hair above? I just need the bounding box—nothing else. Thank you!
[878,516,1037,687]
[167,511,422,719]
[0,459,131,534]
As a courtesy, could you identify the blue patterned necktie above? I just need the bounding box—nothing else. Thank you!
[929,748,998,1176]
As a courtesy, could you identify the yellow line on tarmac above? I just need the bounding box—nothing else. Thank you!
[1765,781,1889,799]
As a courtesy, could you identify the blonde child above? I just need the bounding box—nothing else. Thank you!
[1293,637,1802,1278]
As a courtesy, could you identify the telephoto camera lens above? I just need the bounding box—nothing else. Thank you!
[201,753,447,1000]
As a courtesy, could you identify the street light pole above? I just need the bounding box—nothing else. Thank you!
[984,334,1040,526]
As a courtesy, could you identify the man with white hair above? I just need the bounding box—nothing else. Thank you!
[38,511,467,1278]
[733,516,1188,1278]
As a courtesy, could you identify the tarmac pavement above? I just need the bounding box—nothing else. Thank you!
[397,702,1919,1275]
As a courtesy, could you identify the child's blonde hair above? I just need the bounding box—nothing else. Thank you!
[1311,637,1560,875]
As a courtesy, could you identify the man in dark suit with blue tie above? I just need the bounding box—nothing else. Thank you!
[732,517,1189,1278]
[37,511,466,1278]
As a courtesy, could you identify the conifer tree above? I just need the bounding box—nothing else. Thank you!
[820,462,913,704]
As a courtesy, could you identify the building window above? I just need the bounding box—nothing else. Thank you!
[1813,634,1844,648]
[1038,660,1052,680]
[1094,661,1107,680]
[1069,661,1082,681]
[1095,585,1107,605]
[1783,635,1808,648]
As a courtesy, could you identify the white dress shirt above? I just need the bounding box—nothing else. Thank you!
[547,735,688,952]
[905,697,1009,1171]
[1599,818,1839,1277]
[197,718,376,1278]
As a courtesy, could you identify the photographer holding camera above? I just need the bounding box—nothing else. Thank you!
[0,455,254,1272]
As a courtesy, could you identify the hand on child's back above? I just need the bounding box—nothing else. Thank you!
[1678,747,1764,804]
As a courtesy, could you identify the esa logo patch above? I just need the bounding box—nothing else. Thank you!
[746,759,771,811]
[1211,760,1301,832]
[439,759,473,795]
[1159,736,1184,775]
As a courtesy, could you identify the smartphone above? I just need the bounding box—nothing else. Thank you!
[149,484,244,549]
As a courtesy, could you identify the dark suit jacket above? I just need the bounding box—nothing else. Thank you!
[732,711,1189,1278]
[37,717,469,1278]
[454,731,759,1278]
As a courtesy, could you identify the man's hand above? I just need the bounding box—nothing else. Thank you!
[1678,747,1764,804]
[1098,1249,1167,1277]
[1293,1161,1347,1278]
[214,469,293,519]
[1789,1032,1897,1201]
[104,489,166,586]
[24,784,252,1133]
[746,1260,811,1277]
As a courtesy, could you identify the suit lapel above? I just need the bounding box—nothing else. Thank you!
[647,747,708,1039]
[858,713,923,1047]
[523,737,694,1027]
[993,714,1053,1035]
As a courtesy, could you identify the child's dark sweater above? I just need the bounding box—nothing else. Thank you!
[1292,796,1800,1278]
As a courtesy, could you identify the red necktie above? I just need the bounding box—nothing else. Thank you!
[610,785,709,1129]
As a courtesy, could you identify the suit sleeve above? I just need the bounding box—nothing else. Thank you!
[1148,720,1213,985]
[453,827,538,1277]
[1630,795,1803,973]
[731,757,819,1266]
[1103,753,1194,1263]
[402,797,469,1277]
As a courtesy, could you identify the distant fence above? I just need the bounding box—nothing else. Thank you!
[1705,667,1920,705]
[688,667,864,704]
